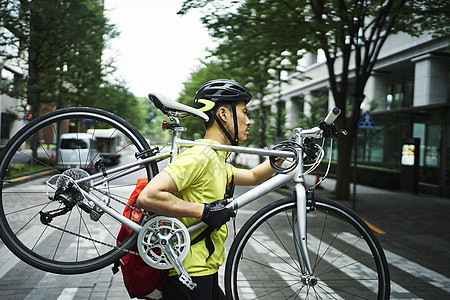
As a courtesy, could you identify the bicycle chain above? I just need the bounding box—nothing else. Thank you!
[44,221,140,256]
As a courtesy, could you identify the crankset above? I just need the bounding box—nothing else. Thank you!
[137,216,196,290]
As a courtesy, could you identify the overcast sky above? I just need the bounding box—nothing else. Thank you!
[103,0,215,100]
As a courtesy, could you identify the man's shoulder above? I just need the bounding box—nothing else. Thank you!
[171,145,218,168]
[182,144,217,158]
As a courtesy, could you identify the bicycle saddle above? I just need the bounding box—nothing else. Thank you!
[148,93,209,122]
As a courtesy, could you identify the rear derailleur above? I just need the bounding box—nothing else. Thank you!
[41,169,102,225]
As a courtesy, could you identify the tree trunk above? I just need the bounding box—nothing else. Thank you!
[27,37,42,164]
[335,128,354,200]
[258,102,268,164]
[334,94,364,200]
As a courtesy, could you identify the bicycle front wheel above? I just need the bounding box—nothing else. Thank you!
[225,197,390,299]
[0,107,158,274]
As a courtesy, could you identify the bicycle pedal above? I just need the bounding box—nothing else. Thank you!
[179,274,197,290]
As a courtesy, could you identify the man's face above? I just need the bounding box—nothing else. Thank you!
[234,101,251,143]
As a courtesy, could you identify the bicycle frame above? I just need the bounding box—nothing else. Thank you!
[74,120,324,278]
[2,104,390,297]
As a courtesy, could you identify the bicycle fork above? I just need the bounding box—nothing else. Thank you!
[293,183,318,286]
[292,128,318,286]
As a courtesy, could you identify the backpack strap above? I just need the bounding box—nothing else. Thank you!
[189,173,235,262]
[191,226,215,262]
[225,174,235,199]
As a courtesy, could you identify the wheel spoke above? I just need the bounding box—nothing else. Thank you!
[225,197,389,299]
[0,108,157,274]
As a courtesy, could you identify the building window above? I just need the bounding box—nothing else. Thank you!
[386,77,414,109]
[413,122,441,185]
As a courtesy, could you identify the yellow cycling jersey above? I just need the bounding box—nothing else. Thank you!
[164,139,237,277]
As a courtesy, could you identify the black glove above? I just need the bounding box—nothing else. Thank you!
[202,199,236,229]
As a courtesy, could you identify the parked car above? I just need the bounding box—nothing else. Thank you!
[86,128,122,165]
[56,133,98,170]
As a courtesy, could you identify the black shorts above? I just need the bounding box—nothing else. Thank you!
[162,273,226,300]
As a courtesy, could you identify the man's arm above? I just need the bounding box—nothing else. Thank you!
[136,171,204,218]
[234,160,278,186]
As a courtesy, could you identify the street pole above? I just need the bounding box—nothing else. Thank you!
[352,128,357,210]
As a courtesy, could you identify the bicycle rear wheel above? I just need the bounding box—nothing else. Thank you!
[225,197,390,299]
[0,107,158,274]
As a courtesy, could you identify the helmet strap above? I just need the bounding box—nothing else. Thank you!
[232,104,239,145]
[213,104,239,146]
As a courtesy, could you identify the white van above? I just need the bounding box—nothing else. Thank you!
[57,133,98,170]
[86,128,122,165]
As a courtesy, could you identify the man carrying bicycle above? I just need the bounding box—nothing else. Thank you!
[137,79,280,300]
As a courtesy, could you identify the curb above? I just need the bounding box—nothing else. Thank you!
[6,169,56,185]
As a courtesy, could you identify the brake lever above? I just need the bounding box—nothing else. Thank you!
[319,121,348,138]
[319,121,338,138]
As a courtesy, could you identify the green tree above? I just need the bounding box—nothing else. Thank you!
[1,0,116,161]
[92,84,148,132]
[180,0,307,155]
[0,0,115,116]
[297,94,329,129]
[179,0,450,199]
[143,96,171,144]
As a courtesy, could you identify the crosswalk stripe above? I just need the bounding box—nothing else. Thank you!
[243,229,421,299]
[0,225,41,279]
[57,288,78,300]
[236,270,258,299]
[306,233,419,299]
[339,232,450,295]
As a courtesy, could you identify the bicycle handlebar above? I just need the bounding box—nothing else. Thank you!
[324,107,341,125]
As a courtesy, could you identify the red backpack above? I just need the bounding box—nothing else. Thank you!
[113,178,168,300]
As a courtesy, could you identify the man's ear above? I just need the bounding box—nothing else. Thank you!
[217,107,228,122]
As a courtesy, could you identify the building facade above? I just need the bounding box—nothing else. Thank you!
[280,33,450,196]
[0,93,25,146]
[0,62,27,147]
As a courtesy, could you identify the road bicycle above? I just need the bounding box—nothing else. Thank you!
[0,93,390,299]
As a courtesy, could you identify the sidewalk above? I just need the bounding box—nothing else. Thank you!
[296,174,450,298]
[299,174,450,240]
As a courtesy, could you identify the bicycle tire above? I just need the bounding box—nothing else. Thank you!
[225,196,390,299]
[0,107,159,274]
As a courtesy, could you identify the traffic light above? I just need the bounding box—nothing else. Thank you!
[24,104,32,121]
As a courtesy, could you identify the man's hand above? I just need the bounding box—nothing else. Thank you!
[202,199,236,229]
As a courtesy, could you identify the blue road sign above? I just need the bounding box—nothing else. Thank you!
[358,111,375,129]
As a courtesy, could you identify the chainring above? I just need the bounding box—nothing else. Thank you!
[137,216,190,270]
